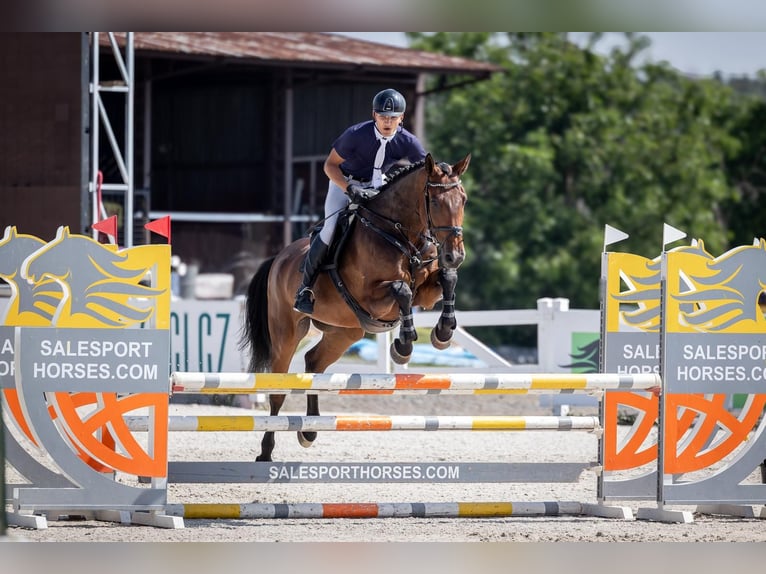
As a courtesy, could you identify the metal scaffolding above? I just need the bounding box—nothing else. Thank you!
[89,32,135,247]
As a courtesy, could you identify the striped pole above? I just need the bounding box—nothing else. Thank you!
[163,501,632,519]
[165,501,587,519]
[125,414,601,432]
[170,372,661,395]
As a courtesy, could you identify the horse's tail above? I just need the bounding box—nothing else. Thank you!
[239,256,275,372]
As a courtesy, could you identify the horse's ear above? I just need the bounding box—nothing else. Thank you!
[425,153,435,174]
[452,153,471,177]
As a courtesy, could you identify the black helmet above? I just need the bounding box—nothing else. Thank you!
[372,89,406,117]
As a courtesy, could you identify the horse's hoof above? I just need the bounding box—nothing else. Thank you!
[390,341,412,364]
[298,431,316,448]
[430,327,452,350]
[255,455,272,462]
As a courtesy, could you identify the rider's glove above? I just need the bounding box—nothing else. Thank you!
[346,184,378,202]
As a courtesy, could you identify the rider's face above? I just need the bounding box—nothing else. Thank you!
[373,112,403,137]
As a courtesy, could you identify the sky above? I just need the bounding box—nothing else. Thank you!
[335,32,766,78]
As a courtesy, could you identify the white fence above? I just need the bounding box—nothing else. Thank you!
[162,296,599,374]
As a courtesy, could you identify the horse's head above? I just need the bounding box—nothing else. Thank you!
[424,153,470,269]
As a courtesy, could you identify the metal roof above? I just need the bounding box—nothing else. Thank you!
[103,32,501,76]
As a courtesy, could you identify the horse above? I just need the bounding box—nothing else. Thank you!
[240,152,470,461]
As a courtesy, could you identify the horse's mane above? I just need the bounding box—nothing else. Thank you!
[380,160,426,192]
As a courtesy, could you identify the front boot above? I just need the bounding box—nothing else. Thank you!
[293,238,330,314]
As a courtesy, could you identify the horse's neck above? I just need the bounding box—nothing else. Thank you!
[377,173,425,234]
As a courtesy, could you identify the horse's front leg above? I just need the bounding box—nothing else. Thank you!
[389,280,415,364]
[431,268,458,350]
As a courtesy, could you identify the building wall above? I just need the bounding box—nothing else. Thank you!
[0,33,83,239]
[144,64,419,271]
[0,34,425,276]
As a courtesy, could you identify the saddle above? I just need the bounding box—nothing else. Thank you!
[310,207,402,333]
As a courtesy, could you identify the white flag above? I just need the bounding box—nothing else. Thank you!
[603,224,629,249]
[663,223,686,248]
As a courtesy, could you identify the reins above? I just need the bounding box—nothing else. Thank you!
[356,169,464,287]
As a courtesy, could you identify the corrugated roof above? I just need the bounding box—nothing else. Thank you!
[102,32,501,76]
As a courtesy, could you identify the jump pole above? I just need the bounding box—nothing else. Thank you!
[165,500,610,519]
[125,414,602,433]
[157,371,649,521]
[170,372,661,394]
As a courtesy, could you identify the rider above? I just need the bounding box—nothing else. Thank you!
[293,88,427,314]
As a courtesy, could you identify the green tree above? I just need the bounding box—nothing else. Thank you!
[409,33,746,346]
[720,74,766,246]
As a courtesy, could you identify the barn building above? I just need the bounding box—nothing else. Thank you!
[0,32,498,291]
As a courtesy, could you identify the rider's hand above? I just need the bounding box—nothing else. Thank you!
[346,184,377,202]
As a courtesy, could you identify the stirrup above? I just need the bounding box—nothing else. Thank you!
[293,287,315,314]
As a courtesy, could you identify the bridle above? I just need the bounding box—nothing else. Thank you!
[355,167,465,286]
[423,178,464,250]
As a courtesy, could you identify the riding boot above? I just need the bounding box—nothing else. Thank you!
[293,237,330,314]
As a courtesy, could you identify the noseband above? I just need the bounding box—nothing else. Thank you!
[424,179,464,248]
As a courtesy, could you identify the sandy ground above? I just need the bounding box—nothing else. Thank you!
[3,392,766,543]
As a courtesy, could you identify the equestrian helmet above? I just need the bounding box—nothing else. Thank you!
[372,89,406,117]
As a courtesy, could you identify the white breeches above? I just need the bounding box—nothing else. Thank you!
[318,178,371,246]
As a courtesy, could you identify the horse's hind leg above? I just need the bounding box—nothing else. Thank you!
[256,315,311,461]
[431,268,458,350]
[256,394,286,462]
[298,326,365,448]
[297,393,319,448]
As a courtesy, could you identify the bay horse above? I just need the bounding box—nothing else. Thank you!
[240,152,470,461]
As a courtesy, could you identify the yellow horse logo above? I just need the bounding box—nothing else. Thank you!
[670,238,766,333]
[21,226,170,328]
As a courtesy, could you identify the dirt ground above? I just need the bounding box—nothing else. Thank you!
[3,392,765,544]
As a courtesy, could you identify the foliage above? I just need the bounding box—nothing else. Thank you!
[406,33,762,344]
[719,76,766,245]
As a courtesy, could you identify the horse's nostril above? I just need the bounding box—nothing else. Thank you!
[441,251,465,269]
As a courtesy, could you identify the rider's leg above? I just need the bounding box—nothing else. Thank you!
[293,181,348,314]
[293,235,330,314]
